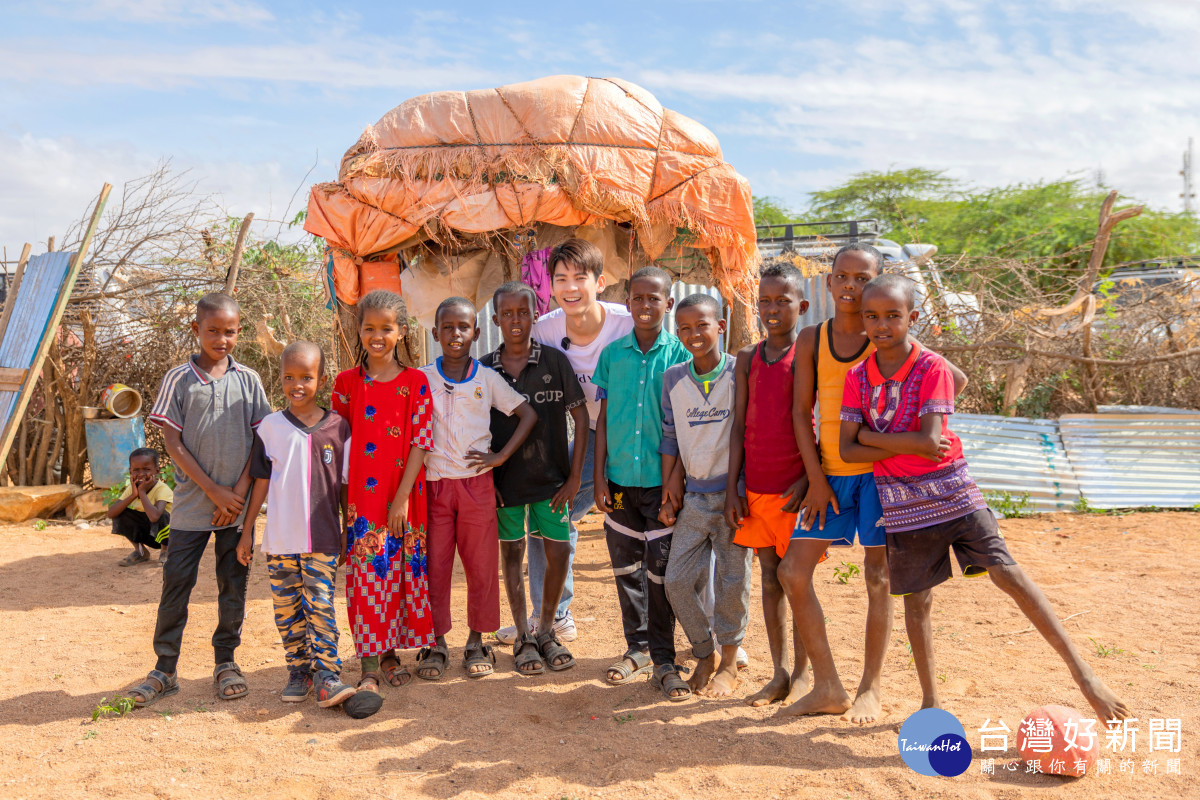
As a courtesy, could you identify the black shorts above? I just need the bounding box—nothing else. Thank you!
[885,508,1014,596]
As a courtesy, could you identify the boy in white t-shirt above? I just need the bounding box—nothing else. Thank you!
[419,297,537,679]
[496,238,633,645]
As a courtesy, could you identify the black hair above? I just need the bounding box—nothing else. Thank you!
[196,292,240,321]
[629,266,672,294]
[129,447,160,466]
[832,242,884,274]
[492,281,538,314]
[434,296,478,326]
[675,292,721,317]
[862,274,917,311]
[549,238,604,279]
[759,262,805,297]
[355,289,417,366]
[281,340,326,376]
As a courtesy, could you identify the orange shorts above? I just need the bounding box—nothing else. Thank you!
[733,491,798,558]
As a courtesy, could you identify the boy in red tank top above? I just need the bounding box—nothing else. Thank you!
[725,263,812,707]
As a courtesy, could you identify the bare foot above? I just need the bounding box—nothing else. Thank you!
[746,670,790,707]
[843,686,882,724]
[688,652,718,693]
[781,666,812,706]
[1081,674,1131,722]
[779,683,852,717]
[919,695,940,710]
[703,663,739,698]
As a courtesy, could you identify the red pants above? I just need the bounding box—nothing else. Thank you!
[427,473,500,636]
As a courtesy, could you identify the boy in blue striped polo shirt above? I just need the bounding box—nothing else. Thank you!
[593,267,690,701]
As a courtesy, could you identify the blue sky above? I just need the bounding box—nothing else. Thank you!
[2,0,1198,255]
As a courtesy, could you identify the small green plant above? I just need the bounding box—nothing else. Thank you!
[938,673,947,684]
[32,519,47,531]
[833,561,861,584]
[613,713,635,724]
[92,696,135,721]
[82,730,97,740]
[1089,637,1125,658]
[985,491,1034,519]
[904,641,914,668]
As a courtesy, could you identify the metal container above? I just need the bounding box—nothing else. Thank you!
[84,417,146,488]
[100,383,142,418]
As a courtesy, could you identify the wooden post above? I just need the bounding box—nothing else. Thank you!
[223,212,254,295]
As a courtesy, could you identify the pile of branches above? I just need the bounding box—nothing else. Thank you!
[1,165,331,487]
[922,192,1199,416]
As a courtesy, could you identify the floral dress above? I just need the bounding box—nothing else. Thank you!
[333,366,436,657]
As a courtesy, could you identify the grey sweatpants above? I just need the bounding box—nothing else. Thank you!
[664,490,752,659]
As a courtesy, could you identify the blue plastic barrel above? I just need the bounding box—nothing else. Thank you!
[84,417,146,488]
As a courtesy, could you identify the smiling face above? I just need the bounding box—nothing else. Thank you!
[828,250,881,314]
[627,275,673,333]
[550,258,605,317]
[190,307,240,364]
[128,454,158,485]
[674,303,724,360]
[757,275,806,336]
[359,307,404,363]
[492,290,535,347]
[280,349,326,411]
[433,304,479,359]
[861,284,919,350]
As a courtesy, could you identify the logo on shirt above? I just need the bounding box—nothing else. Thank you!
[474,386,483,399]
[322,444,334,465]
[543,374,552,384]
[686,407,731,426]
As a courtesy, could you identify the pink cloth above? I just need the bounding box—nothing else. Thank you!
[520,247,553,316]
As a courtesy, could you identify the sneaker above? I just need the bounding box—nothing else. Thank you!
[495,615,539,646]
[316,674,356,708]
[736,646,749,670]
[281,669,312,702]
[551,613,577,643]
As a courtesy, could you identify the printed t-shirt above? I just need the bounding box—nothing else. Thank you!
[486,341,586,507]
[744,340,805,494]
[659,354,736,493]
[593,328,690,488]
[419,358,526,480]
[840,344,986,532]
[533,301,633,429]
[118,480,173,513]
[250,409,350,556]
[148,355,271,530]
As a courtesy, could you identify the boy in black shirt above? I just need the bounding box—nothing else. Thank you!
[488,281,588,675]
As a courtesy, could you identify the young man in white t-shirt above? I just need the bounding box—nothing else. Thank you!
[497,238,633,645]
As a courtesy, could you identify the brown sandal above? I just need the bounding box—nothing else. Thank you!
[379,654,411,687]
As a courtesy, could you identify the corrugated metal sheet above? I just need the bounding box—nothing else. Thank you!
[1059,414,1200,509]
[0,252,76,426]
[955,413,1082,514]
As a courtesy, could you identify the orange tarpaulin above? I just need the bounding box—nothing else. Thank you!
[305,75,758,307]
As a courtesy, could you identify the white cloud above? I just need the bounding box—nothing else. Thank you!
[40,0,274,24]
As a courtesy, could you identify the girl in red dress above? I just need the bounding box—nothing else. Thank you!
[332,290,436,696]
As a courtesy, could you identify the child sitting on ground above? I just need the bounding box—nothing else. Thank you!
[419,296,536,680]
[724,263,812,707]
[487,281,588,676]
[108,447,172,567]
[237,341,359,711]
[594,266,691,701]
[840,274,1130,723]
[660,293,751,698]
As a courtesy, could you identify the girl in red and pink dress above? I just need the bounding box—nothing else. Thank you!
[332,290,435,697]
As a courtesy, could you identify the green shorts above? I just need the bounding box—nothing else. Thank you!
[497,500,570,543]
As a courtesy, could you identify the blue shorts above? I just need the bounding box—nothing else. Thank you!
[792,472,886,548]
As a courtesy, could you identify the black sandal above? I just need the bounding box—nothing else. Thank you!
[652,663,692,702]
[130,669,179,708]
[213,661,248,700]
[537,630,576,672]
[462,641,496,679]
[415,644,449,681]
[513,632,545,676]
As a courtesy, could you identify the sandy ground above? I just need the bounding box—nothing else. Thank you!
[0,510,1197,800]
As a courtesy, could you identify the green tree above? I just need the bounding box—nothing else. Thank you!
[753,195,797,228]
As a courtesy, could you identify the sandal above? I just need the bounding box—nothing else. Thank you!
[213,661,248,701]
[462,641,496,679]
[606,649,652,685]
[119,551,149,567]
[415,644,449,681]
[129,669,179,708]
[379,654,412,687]
[513,632,545,677]
[537,630,576,672]
[357,671,382,694]
[652,663,692,702]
